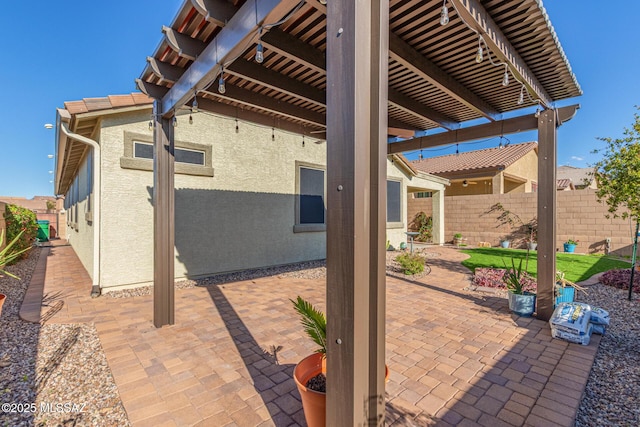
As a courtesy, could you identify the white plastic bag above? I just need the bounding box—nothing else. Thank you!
[590,306,610,325]
[549,302,591,336]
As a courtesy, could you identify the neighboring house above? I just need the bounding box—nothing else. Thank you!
[54,94,449,294]
[557,165,597,190]
[556,178,575,191]
[0,196,66,239]
[411,142,539,196]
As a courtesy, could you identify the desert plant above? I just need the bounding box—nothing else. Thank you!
[291,296,327,355]
[453,233,462,239]
[0,230,30,279]
[502,258,535,295]
[395,253,425,275]
[46,200,56,211]
[565,238,579,246]
[410,212,433,242]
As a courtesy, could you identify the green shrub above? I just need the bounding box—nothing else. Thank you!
[410,212,433,242]
[4,204,37,263]
[395,253,425,275]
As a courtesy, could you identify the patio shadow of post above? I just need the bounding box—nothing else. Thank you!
[203,284,302,426]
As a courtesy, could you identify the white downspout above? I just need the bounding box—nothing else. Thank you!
[59,121,101,297]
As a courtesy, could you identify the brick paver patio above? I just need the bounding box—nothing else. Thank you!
[21,242,599,426]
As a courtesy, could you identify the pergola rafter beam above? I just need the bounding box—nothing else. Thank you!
[136,79,170,100]
[261,28,326,74]
[147,57,185,83]
[157,0,302,115]
[450,0,552,108]
[388,88,459,130]
[226,60,325,107]
[203,86,326,128]
[190,0,237,27]
[389,32,500,121]
[162,25,208,60]
[196,96,322,137]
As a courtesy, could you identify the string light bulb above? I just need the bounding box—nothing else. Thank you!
[235,118,239,133]
[502,66,510,86]
[148,120,153,131]
[271,127,275,141]
[419,150,423,160]
[255,42,264,63]
[302,136,305,147]
[475,37,484,63]
[172,116,178,127]
[440,0,449,26]
[218,68,226,94]
[518,85,525,105]
[456,143,459,156]
[189,114,193,125]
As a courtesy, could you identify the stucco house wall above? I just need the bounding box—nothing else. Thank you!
[65,151,94,279]
[503,149,538,193]
[61,107,447,292]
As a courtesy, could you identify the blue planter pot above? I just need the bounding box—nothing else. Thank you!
[507,291,536,317]
[563,243,576,253]
[555,286,575,307]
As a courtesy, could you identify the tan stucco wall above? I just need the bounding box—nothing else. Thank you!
[66,150,94,280]
[445,178,494,196]
[504,149,538,193]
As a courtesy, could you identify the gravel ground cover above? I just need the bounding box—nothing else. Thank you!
[574,284,640,426]
[0,248,128,427]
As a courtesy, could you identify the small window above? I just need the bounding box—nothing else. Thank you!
[175,147,205,165]
[300,167,325,224]
[414,191,432,198]
[134,142,153,159]
[294,163,326,233]
[122,132,213,177]
[387,180,402,224]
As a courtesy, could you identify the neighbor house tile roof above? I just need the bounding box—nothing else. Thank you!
[556,178,574,190]
[557,165,595,187]
[64,93,153,115]
[411,142,538,176]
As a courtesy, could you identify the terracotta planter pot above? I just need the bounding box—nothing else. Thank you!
[293,353,326,427]
[293,353,390,427]
[0,293,5,315]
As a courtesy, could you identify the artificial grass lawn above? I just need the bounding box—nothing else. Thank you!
[460,248,631,283]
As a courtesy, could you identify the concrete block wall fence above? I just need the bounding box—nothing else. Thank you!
[407,189,635,257]
[0,202,5,251]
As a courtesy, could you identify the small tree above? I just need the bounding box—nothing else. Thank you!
[591,108,640,300]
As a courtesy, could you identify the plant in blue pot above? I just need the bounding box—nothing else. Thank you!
[563,238,578,253]
[503,258,537,317]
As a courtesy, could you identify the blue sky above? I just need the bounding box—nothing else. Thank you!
[1,1,638,198]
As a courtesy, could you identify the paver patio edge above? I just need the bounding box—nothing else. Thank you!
[19,245,49,323]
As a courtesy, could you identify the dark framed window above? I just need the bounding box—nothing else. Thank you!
[387,180,402,223]
[299,167,325,224]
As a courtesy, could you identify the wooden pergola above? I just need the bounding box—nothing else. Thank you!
[136,0,581,424]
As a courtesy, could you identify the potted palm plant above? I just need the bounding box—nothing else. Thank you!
[503,258,536,317]
[0,230,30,314]
[291,296,388,427]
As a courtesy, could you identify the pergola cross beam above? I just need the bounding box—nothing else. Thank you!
[156,0,303,116]
[190,0,237,27]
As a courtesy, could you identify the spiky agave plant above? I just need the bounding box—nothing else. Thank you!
[291,296,327,355]
[0,230,30,279]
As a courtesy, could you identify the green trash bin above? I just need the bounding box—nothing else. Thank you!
[36,220,50,241]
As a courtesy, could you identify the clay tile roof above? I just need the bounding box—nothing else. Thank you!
[63,92,153,115]
[556,178,573,190]
[411,142,538,175]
